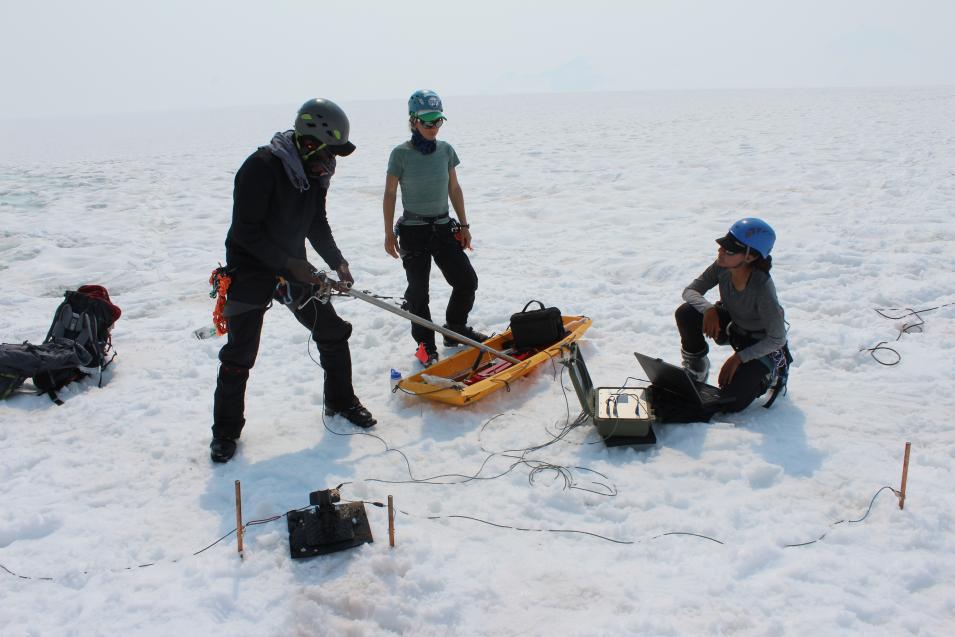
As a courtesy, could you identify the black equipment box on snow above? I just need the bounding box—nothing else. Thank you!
[287,488,373,558]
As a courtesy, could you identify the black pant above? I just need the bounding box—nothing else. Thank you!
[398,223,478,348]
[674,302,772,413]
[212,269,355,439]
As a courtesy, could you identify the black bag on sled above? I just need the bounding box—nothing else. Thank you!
[509,300,565,350]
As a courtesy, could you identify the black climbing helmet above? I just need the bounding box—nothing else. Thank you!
[294,98,356,156]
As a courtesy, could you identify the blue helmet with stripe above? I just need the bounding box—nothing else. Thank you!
[726,218,776,258]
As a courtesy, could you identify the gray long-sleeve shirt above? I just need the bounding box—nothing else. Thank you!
[682,262,787,362]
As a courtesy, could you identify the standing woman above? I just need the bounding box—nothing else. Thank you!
[383,89,486,366]
[675,217,792,412]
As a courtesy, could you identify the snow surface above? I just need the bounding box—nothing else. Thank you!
[1,88,954,636]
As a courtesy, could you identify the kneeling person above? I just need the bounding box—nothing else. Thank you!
[675,217,791,412]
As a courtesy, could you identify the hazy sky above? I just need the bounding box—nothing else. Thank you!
[1,0,953,118]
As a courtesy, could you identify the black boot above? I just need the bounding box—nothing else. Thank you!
[325,398,377,428]
[443,324,489,347]
[210,437,238,463]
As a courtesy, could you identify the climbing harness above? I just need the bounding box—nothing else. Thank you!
[763,345,793,409]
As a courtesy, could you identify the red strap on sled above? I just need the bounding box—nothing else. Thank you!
[209,268,232,336]
[462,351,532,386]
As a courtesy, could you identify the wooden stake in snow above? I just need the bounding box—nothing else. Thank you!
[235,480,244,557]
[388,495,395,548]
[898,442,911,510]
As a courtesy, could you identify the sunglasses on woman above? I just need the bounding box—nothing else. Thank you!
[417,118,444,129]
[721,245,753,257]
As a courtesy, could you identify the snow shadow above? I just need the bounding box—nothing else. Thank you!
[588,395,821,479]
[198,425,363,542]
[737,399,823,478]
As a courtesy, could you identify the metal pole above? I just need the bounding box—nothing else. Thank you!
[346,288,521,365]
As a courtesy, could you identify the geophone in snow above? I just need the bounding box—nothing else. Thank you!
[287,488,373,558]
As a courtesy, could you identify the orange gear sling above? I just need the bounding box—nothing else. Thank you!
[209,267,232,336]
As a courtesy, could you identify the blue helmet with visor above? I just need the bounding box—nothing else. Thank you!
[716,217,776,258]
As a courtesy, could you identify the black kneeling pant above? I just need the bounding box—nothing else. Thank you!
[674,302,770,413]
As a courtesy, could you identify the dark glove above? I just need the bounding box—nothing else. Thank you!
[334,261,354,291]
[285,257,322,284]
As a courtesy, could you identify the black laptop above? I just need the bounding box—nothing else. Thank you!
[634,352,735,409]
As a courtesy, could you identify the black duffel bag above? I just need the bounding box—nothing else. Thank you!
[509,300,565,350]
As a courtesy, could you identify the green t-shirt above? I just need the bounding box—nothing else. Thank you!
[387,140,460,225]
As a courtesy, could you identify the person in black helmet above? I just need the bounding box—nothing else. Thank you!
[383,89,486,367]
[209,98,376,464]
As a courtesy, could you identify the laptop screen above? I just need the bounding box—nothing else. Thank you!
[634,352,703,404]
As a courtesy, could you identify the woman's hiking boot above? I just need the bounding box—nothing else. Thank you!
[443,324,489,347]
[415,342,439,367]
[681,348,710,383]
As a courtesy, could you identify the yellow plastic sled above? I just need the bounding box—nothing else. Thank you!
[397,315,592,406]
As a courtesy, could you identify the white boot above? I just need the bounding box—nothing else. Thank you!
[681,349,710,383]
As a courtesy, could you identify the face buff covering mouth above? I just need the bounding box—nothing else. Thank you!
[410,129,437,155]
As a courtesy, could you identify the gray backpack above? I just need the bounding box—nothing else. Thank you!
[0,339,91,400]
[1,285,121,404]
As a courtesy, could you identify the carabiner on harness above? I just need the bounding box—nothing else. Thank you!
[293,271,335,310]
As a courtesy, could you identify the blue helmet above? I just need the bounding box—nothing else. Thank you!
[724,217,776,258]
[408,89,446,122]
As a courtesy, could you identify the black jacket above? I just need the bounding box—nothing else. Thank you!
[225,147,345,274]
